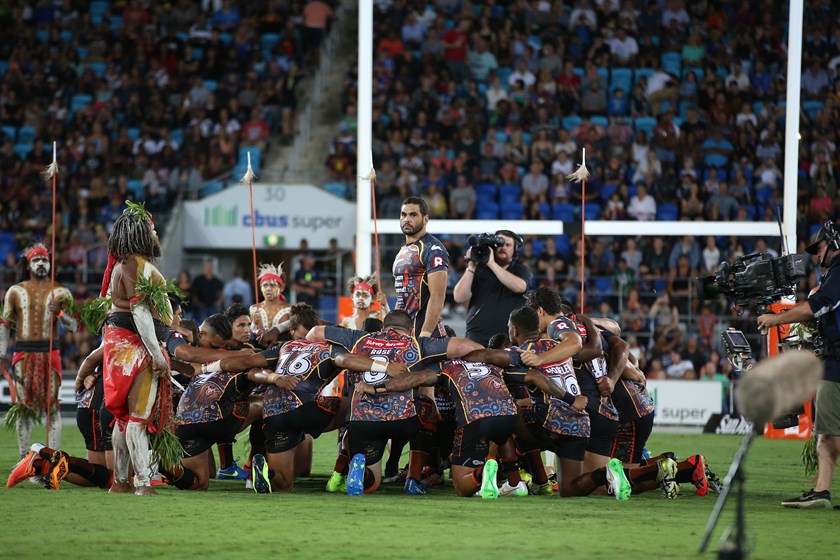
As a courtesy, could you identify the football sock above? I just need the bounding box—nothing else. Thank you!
[217,443,233,469]
[335,452,350,476]
[160,465,201,490]
[407,450,428,481]
[470,466,485,487]
[36,446,57,461]
[66,456,111,487]
[626,463,658,486]
[590,468,608,486]
[526,450,548,484]
[246,425,266,468]
[501,458,521,485]
[675,457,698,484]
[363,467,376,493]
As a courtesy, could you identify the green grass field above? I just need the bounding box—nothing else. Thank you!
[2,422,837,560]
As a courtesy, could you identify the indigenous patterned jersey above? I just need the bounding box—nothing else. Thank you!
[177,371,254,425]
[516,336,590,438]
[612,378,655,422]
[392,233,449,337]
[565,318,619,422]
[260,339,345,417]
[325,326,449,422]
[437,360,517,428]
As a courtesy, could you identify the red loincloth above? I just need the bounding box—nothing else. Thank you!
[103,325,152,423]
[11,349,62,412]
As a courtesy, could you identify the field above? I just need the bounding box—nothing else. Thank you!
[2,423,838,560]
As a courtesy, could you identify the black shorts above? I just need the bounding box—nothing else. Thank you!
[586,411,620,456]
[176,415,244,458]
[76,408,105,452]
[518,422,588,462]
[451,416,517,468]
[612,414,655,464]
[264,402,337,453]
[347,417,421,465]
[98,399,115,451]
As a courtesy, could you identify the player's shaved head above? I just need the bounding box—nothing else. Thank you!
[383,310,412,332]
[509,306,540,336]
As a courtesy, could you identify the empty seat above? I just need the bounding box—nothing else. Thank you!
[552,203,575,222]
[500,202,525,220]
[656,203,679,221]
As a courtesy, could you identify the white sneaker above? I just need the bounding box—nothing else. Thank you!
[499,481,529,496]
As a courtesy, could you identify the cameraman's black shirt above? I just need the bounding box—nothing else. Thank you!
[464,261,532,345]
[808,254,840,382]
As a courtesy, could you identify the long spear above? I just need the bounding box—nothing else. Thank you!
[240,152,259,304]
[43,141,59,435]
[566,148,590,315]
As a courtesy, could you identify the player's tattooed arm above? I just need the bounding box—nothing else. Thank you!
[357,368,439,395]
[334,352,409,377]
[520,330,582,367]
[247,369,300,390]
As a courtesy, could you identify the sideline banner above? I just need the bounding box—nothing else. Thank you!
[184,184,356,250]
[647,380,723,426]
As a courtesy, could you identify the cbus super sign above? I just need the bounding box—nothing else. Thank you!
[204,205,344,232]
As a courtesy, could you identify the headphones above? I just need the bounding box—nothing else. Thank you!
[823,221,840,251]
[496,230,525,257]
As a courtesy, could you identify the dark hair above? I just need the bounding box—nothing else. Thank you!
[108,211,161,261]
[487,332,509,349]
[288,302,320,332]
[224,303,250,323]
[204,313,232,341]
[509,305,540,334]
[525,287,564,315]
[401,196,429,216]
[443,325,457,337]
[361,317,384,333]
[495,229,524,256]
[383,309,412,331]
[180,319,200,347]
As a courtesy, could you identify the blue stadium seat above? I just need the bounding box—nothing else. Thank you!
[0,60,9,75]
[499,183,521,202]
[192,47,204,60]
[653,278,667,293]
[497,67,513,84]
[682,66,703,79]
[590,115,608,128]
[809,223,823,238]
[803,100,824,120]
[593,277,613,299]
[531,238,545,255]
[60,30,73,43]
[319,295,338,324]
[744,205,757,220]
[71,94,93,112]
[610,67,632,93]
[240,147,262,171]
[126,127,141,141]
[127,179,144,200]
[171,128,184,146]
[656,203,679,220]
[582,203,600,220]
[521,132,532,146]
[661,52,682,76]
[634,117,656,137]
[500,202,525,220]
[475,182,497,200]
[219,32,233,44]
[553,234,571,256]
[562,115,582,131]
[537,202,551,219]
[325,182,348,198]
[572,67,584,80]
[109,15,123,30]
[87,62,106,77]
[13,144,32,159]
[17,126,35,145]
[261,33,280,51]
[599,183,618,201]
[76,46,88,61]
[476,202,500,220]
[204,79,218,91]
[36,30,49,43]
[552,203,575,222]
[200,181,225,198]
[90,1,109,16]
[754,187,774,205]
[1,125,15,142]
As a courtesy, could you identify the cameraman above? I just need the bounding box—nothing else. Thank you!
[453,230,532,344]
[757,222,840,509]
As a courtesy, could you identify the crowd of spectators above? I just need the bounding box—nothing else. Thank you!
[0,0,331,369]
[330,0,839,378]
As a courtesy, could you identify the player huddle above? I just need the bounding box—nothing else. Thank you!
[8,285,719,501]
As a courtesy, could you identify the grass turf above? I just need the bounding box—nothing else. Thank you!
[2,423,838,559]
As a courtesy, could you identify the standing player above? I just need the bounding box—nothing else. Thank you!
[392,197,449,338]
[1,243,78,457]
[341,275,390,330]
[307,310,482,495]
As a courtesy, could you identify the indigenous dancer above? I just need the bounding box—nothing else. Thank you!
[101,204,173,496]
[250,263,290,333]
[340,275,390,330]
[1,243,77,457]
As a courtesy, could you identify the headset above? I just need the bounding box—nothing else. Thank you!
[495,229,525,257]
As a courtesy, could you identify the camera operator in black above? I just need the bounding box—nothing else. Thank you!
[757,222,840,509]
[453,230,532,344]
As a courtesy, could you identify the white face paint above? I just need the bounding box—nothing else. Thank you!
[260,280,280,301]
[353,289,373,310]
[29,256,50,278]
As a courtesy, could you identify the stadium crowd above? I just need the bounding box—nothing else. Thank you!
[0,0,336,368]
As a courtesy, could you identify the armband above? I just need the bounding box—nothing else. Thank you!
[375,385,387,394]
[202,361,222,374]
[371,360,388,373]
[561,391,576,406]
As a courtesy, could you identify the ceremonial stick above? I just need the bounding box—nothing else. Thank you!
[240,153,259,303]
[43,141,59,432]
[363,151,382,292]
[566,148,590,315]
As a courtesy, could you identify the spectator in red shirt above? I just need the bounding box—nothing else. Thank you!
[241,107,270,151]
[443,19,470,81]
